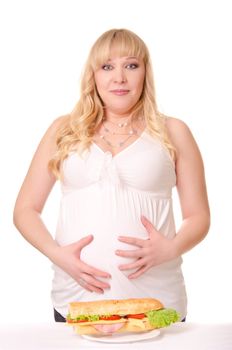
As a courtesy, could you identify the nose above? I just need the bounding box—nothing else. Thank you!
[113,68,127,84]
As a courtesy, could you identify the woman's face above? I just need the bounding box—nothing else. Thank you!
[94,52,145,117]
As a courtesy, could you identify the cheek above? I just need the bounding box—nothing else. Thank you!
[138,75,145,91]
[96,87,108,104]
[132,73,145,95]
[132,82,144,99]
[95,72,109,89]
[95,79,109,100]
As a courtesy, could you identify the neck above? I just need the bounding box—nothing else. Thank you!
[103,112,132,123]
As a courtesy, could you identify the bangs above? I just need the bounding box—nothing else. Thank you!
[89,29,148,70]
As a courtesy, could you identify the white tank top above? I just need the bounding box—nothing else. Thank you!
[51,131,187,319]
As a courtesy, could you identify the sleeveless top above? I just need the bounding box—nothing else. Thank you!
[51,131,187,319]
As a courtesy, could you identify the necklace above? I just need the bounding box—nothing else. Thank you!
[97,116,144,148]
[98,121,139,148]
[102,116,131,128]
[102,121,137,136]
[98,133,135,148]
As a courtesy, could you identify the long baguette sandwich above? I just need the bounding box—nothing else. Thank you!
[66,298,180,335]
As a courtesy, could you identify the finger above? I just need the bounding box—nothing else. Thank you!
[79,278,104,294]
[141,215,154,234]
[80,261,111,279]
[79,274,110,294]
[118,236,146,248]
[76,235,94,250]
[78,277,94,293]
[128,265,149,279]
[115,248,142,259]
[88,285,105,294]
[83,273,111,290]
[118,258,146,271]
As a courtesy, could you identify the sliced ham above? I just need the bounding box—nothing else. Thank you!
[92,322,125,334]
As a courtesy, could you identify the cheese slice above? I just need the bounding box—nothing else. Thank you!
[127,318,146,329]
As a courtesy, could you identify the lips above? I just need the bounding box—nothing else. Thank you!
[110,89,130,96]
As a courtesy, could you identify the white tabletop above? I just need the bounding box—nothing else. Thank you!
[0,322,231,350]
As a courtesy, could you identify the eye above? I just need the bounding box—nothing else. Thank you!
[102,64,113,71]
[125,63,139,69]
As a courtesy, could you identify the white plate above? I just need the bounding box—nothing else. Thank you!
[82,329,160,343]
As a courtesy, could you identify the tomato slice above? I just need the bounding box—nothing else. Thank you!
[99,315,122,321]
[126,313,146,319]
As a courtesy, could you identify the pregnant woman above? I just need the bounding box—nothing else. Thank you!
[13,28,210,323]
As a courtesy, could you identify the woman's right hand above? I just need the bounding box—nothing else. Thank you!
[51,235,111,294]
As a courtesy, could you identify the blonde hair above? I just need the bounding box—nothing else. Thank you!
[49,28,175,179]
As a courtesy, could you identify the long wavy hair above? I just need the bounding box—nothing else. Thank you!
[49,28,175,179]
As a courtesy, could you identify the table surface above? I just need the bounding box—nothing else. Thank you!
[0,322,231,350]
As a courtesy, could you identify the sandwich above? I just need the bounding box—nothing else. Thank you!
[66,298,180,335]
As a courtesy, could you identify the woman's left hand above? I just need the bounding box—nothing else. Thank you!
[115,216,178,279]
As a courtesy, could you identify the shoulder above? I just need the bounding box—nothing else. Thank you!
[41,114,70,145]
[165,116,199,157]
[165,116,192,139]
[46,114,70,136]
[36,114,71,154]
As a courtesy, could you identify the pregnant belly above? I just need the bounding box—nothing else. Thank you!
[80,232,144,277]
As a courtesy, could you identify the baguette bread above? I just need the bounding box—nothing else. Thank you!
[67,298,179,335]
[69,298,163,317]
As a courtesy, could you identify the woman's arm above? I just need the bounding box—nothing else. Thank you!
[13,116,111,293]
[167,117,210,255]
[13,116,62,256]
[115,117,210,278]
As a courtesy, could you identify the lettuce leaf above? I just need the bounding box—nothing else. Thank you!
[146,309,180,328]
[66,313,100,322]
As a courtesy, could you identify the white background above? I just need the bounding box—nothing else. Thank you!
[0,0,231,323]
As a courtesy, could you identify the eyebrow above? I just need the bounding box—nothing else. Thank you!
[107,56,139,62]
[125,56,138,60]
